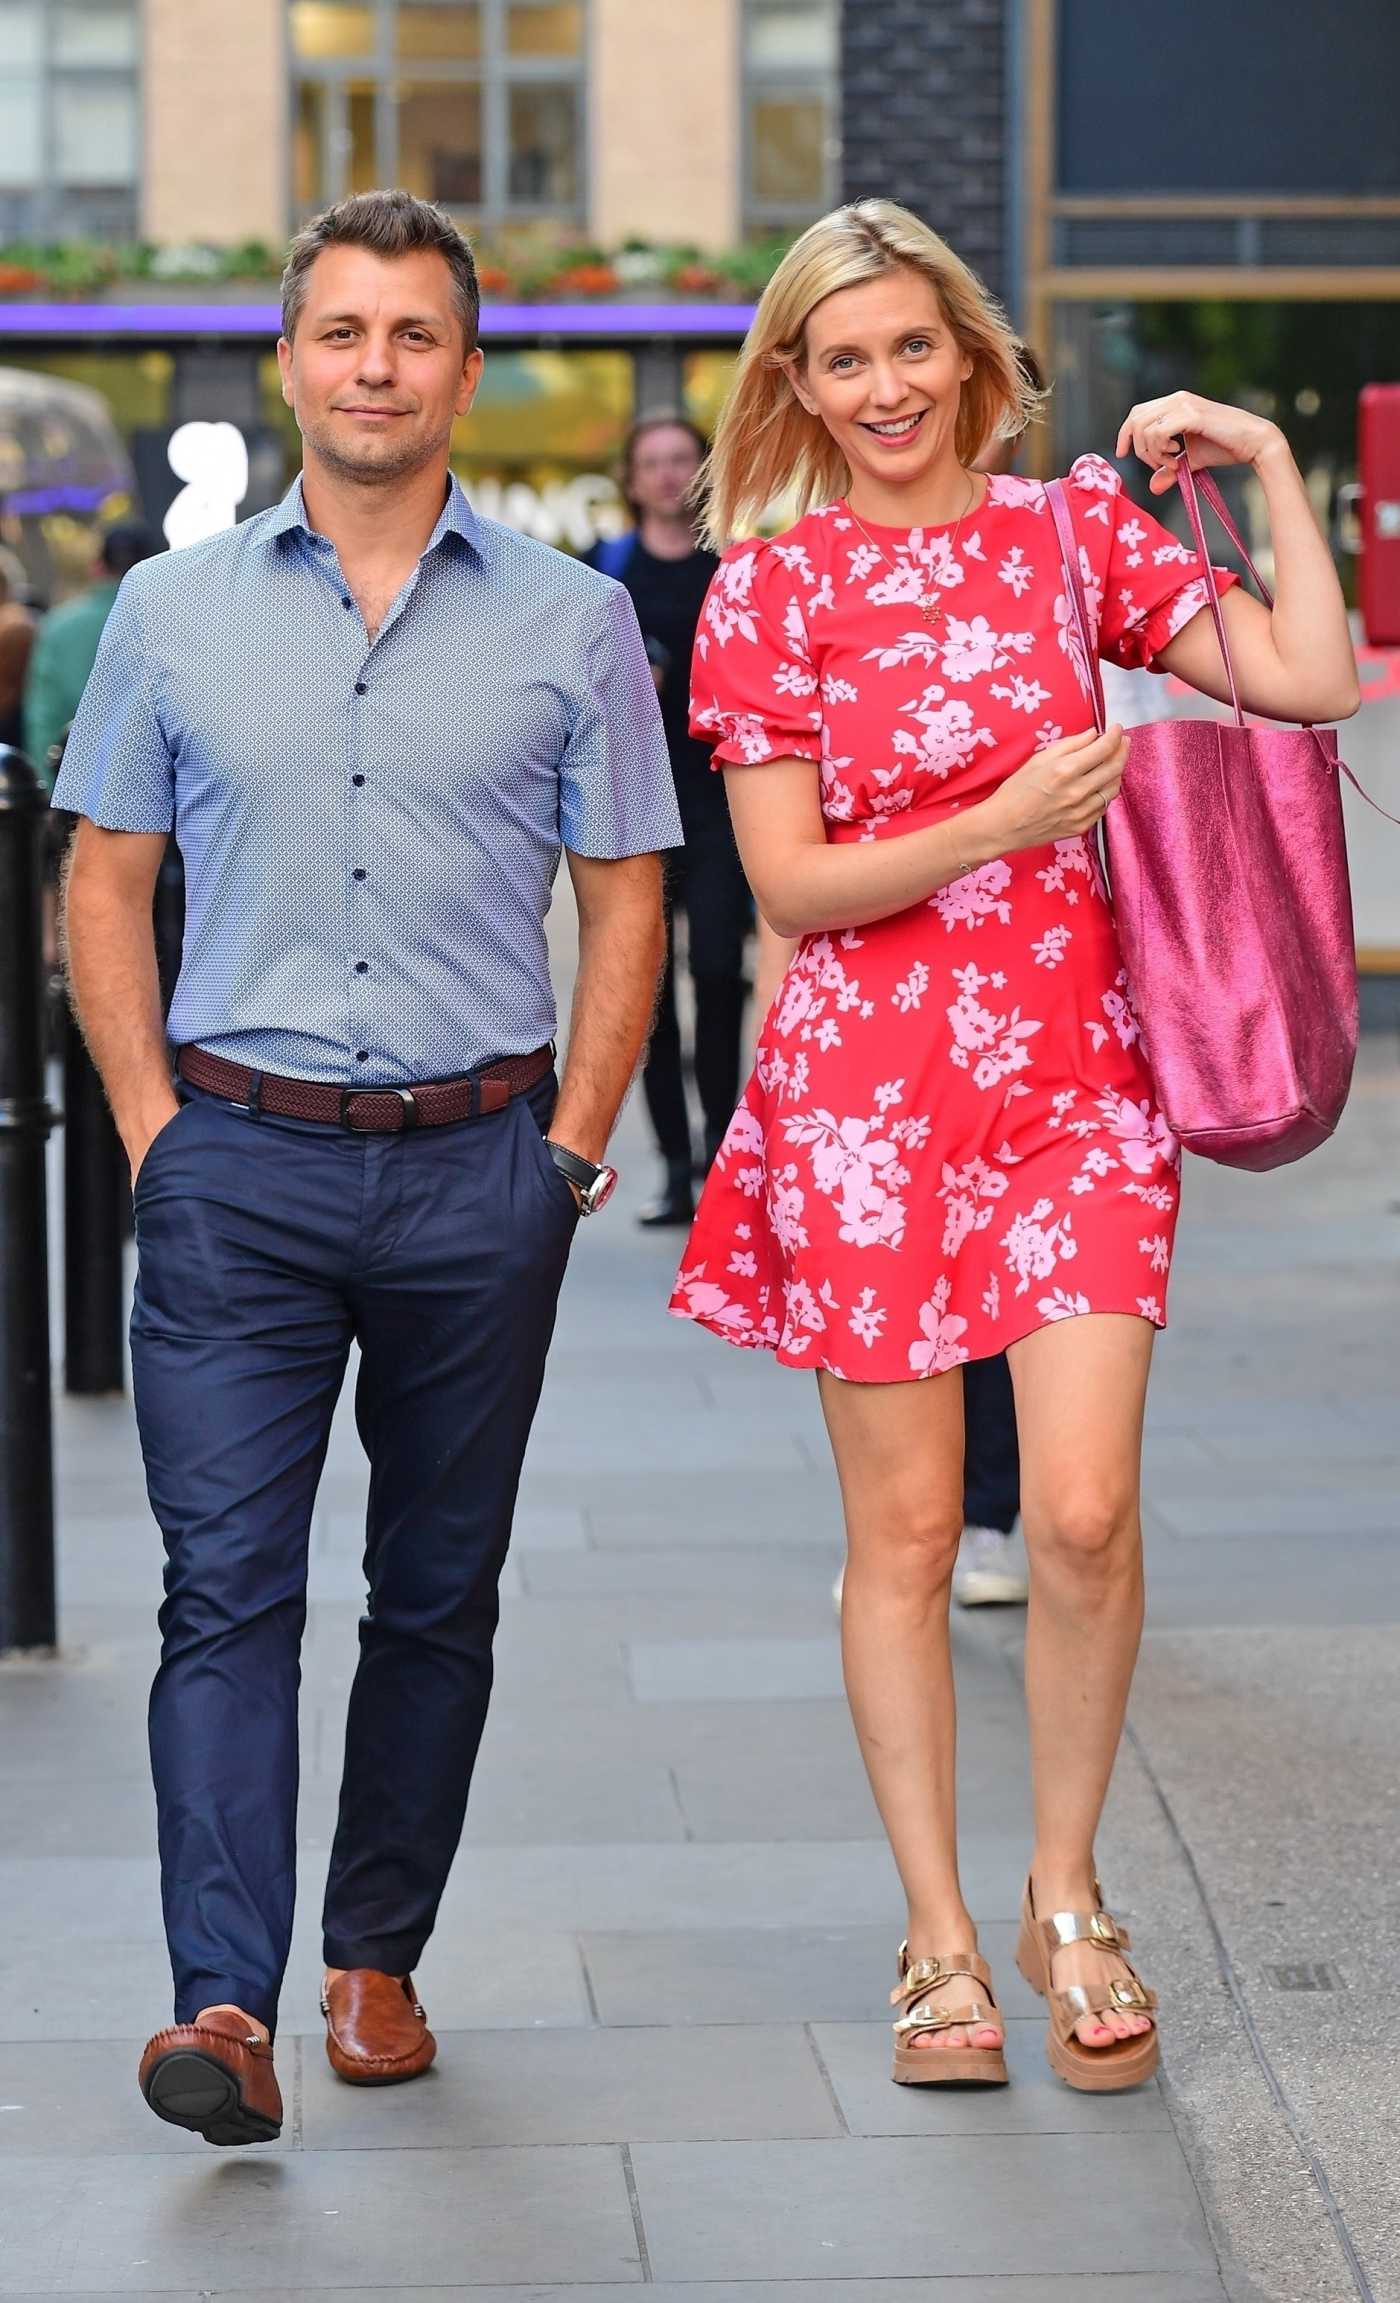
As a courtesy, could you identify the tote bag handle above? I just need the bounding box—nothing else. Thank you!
[1043,467,1398,824]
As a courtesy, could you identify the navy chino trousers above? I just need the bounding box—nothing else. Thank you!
[130,1069,577,2034]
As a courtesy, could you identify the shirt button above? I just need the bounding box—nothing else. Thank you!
[354,680,367,695]
[342,596,353,609]
[354,960,368,974]
[352,773,365,786]
[352,867,366,881]
[356,1050,369,1063]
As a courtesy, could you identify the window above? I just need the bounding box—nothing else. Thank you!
[290,0,586,224]
[0,0,140,238]
[742,0,839,234]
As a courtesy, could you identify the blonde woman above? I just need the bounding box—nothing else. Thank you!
[670,200,1358,2091]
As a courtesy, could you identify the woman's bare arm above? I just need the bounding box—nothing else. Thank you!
[725,724,1129,943]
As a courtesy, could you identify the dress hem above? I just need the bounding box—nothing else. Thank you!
[668,1293,1167,1380]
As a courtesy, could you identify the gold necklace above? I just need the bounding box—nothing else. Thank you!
[843,471,978,625]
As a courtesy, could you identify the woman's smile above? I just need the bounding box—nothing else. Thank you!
[859,409,930,444]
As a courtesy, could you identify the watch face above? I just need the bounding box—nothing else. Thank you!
[583,1164,619,1215]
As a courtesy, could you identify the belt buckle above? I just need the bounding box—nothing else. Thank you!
[338,1086,419,1131]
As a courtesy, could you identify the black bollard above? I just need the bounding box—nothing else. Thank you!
[0,746,57,1653]
[63,998,127,1394]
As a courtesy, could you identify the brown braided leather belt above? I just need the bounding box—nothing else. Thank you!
[176,1042,554,1133]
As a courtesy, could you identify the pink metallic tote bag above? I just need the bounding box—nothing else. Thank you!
[1046,461,1361,1171]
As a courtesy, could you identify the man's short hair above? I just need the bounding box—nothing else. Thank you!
[280,188,481,354]
[100,520,158,577]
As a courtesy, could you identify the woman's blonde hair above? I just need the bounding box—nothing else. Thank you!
[696,199,1044,549]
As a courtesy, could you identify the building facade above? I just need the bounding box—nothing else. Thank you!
[0,0,841,253]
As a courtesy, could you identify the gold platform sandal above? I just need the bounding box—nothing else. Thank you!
[1015,1875,1159,2092]
[889,1942,1009,2087]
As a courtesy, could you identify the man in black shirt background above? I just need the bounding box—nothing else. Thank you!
[592,414,751,1225]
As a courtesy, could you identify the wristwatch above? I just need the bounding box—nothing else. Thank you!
[545,1139,619,1217]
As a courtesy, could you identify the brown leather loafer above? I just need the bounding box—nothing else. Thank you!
[139,2011,282,2145]
[323,1970,437,2085]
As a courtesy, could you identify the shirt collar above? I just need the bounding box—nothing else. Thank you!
[264,471,491,566]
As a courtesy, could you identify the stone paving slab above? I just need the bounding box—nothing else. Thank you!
[0,2147,643,2289]
[297,2023,843,2149]
[627,2134,1220,2280]
[811,2019,1172,2135]
[580,1925,1046,2028]
[0,1931,595,2045]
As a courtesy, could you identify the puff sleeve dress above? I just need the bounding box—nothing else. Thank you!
[668,455,1239,1381]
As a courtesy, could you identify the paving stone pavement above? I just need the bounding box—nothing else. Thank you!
[2,976,1397,2298]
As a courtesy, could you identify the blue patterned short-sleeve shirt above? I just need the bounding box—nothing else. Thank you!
[52,475,682,1085]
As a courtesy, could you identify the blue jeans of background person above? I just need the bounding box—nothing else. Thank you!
[130,1071,576,2036]
[962,1351,1021,1535]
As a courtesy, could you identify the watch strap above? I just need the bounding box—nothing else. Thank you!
[544,1139,605,1192]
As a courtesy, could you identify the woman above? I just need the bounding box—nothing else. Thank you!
[670,199,1359,2092]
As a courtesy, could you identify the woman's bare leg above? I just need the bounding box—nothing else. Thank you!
[1007,1313,1156,2048]
[817,1367,1000,2054]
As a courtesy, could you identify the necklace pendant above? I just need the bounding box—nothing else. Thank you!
[920,595,942,624]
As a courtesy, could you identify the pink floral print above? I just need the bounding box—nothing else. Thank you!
[670,457,1239,1379]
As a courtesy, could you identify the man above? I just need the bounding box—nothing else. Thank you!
[55,188,679,2146]
[24,520,157,784]
[591,415,752,1225]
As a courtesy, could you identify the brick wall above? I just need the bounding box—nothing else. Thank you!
[839,0,1009,302]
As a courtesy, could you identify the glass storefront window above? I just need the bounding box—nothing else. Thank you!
[53,1,137,67]
[1,351,173,431]
[293,0,584,221]
[507,81,578,205]
[0,0,43,68]
[347,83,378,189]
[745,0,836,71]
[750,94,825,206]
[0,74,42,189]
[742,0,837,230]
[290,2,376,60]
[293,79,325,207]
[399,81,483,205]
[683,351,738,438]
[54,78,138,185]
[505,1,583,55]
[398,3,483,59]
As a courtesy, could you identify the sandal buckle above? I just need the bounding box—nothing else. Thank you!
[1090,1911,1122,1947]
[1110,1976,1149,2009]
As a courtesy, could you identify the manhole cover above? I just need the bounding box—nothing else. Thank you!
[1264,1961,1346,1991]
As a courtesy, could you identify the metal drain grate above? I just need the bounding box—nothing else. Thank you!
[1265,1961,1346,1991]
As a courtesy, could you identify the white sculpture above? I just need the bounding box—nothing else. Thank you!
[163,421,249,549]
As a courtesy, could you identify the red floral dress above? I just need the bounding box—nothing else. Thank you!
[668,455,1238,1381]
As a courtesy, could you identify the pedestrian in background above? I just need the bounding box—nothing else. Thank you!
[0,545,36,753]
[55,188,678,2148]
[23,520,157,786]
[673,197,1358,2097]
[591,414,753,1225]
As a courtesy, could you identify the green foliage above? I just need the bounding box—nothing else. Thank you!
[0,233,790,301]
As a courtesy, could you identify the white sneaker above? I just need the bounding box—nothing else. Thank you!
[952,1523,1029,1608]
